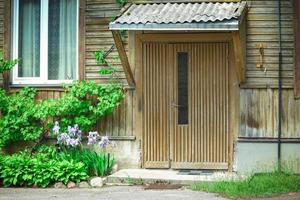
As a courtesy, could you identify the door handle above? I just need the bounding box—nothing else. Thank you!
[171,102,181,108]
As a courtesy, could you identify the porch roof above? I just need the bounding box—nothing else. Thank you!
[109,2,247,31]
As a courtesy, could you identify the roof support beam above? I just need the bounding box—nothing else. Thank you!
[232,31,246,83]
[111,30,135,87]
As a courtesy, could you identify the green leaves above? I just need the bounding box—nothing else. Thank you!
[99,68,115,75]
[0,149,88,187]
[59,147,115,177]
[94,50,107,65]
[0,88,43,148]
[115,0,126,7]
[40,81,124,132]
[0,51,18,74]
[0,81,124,148]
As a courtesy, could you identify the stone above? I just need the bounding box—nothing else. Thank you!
[102,177,107,185]
[53,182,66,189]
[112,164,118,174]
[90,177,103,188]
[78,181,90,188]
[67,181,76,189]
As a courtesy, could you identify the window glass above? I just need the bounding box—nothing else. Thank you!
[48,0,77,80]
[177,52,188,125]
[18,0,40,77]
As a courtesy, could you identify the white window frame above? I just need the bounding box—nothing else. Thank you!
[12,0,79,85]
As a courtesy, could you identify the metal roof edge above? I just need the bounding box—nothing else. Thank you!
[109,20,239,31]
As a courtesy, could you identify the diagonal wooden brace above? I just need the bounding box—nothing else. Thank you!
[112,30,135,87]
[232,31,246,83]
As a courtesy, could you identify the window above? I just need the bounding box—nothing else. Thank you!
[177,52,188,125]
[12,0,79,85]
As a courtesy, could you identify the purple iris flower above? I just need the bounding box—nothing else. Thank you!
[87,131,98,146]
[55,123,82,147]
[57,133,71,145]
[99,136,110,149]
[52,121,60,135]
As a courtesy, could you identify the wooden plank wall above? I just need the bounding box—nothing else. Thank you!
[244,0,294,88]
[0,0,4,84]
[97,89,134,138]
[86,0,133,137]
[240,88,300,138]
[85,0,126,84]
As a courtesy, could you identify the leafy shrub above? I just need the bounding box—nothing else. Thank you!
[37,81,124,133]
[0,81,124,149]
[0,148,88,187]
[0,88,43,148]
[0,51,18,74]
[115,0,126,7]
[59,147,115,177]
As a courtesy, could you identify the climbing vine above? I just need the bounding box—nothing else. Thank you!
[115,0,126,7]
[0,51,18,74]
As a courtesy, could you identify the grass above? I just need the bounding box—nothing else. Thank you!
[191,172,300,199]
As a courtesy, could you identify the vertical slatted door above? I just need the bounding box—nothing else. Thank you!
[170,43,230,169]
[142,43,170,168]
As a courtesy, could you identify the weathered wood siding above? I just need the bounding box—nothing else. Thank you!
[240,88,300,138]
[244,0,294,88]
[97,90,134,138]
[85,0,126,84]
[86,0,133,137]
[0,0,4,83]
[34,90,64,100]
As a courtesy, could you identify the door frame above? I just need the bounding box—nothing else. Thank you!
[134,32,240,171]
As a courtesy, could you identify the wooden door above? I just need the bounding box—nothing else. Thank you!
[170,43,229,169]
[142,42,230,169]
[142,43,170,168]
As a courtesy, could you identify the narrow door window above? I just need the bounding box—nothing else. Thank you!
[177,52,188,125]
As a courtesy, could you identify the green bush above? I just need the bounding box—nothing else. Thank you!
[0,148,88,187]
[0,88,43,148]
[59,147,115,177]
[37,81,124,133]
[0,81,124,148]
[0,51,18,74]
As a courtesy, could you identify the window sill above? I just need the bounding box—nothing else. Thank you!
[9,84,65,90]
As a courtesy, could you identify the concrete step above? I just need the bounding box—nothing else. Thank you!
[107,169,246,185]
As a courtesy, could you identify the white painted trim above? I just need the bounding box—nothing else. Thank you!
[12,0,79,85]
[40,0,48,83]
[76,0,79,80]
[12,0,19,84]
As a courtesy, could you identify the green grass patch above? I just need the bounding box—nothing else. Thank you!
[191,172,300,199]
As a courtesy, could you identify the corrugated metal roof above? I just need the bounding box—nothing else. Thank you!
[112,2,246,25]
